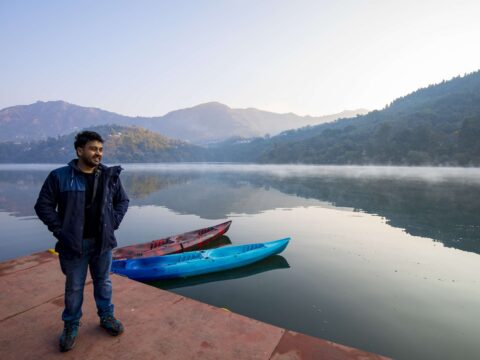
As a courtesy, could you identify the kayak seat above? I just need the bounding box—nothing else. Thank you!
[197,226,214,235]
[242,243,264,252]
[150,239,168,249]
[177,252,203,262]
[207,243,265,259]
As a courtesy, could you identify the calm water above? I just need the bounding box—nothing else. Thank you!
[1,164,480,359]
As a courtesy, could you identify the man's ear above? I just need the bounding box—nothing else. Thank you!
[76,147,83,157]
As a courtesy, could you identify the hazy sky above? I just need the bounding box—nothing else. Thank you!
[1,0,479,116]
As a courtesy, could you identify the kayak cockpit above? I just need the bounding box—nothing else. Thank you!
[206,243,265,259]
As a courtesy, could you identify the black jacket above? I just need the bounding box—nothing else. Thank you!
[34,160,129,256]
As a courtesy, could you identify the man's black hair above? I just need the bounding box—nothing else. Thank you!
[74,131,104,151]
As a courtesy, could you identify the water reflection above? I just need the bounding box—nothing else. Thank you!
[1,166,479,255]
[148,255,289,290]
[249,175,480,254]
[0,171,50,217]
[121,173,197,199]
[2,165,480,359]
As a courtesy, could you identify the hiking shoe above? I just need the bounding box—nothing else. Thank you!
[100,315,124,336]
[59,321,79,352]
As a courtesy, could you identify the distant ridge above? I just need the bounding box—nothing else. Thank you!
[0,100,133,142]
[1,70,479,165]
[0,100,368,144]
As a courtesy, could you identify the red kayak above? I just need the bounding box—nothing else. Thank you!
[112,221,232,260]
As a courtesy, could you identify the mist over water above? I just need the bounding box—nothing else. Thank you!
[1,163,480,359]
[125,163,480,182]
[3,163,479,183]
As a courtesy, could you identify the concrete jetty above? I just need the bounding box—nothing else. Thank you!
[0,251,389,359]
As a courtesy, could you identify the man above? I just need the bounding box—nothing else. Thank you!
[34,130,129,352]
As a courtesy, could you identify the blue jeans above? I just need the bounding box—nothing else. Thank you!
[59,238,114,324]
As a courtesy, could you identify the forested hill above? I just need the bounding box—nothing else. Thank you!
[1,71,479,165]
[226,70,480,165]
[0,125,207,163]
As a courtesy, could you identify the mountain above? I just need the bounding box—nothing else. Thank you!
[3,70,479,165]
[0,101,133,142]
[0,100,367,144]
[215,70,480,166]
[0,125,207,163]
[153,102,368,144]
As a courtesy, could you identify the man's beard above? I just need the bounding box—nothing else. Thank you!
[82,156,101,167]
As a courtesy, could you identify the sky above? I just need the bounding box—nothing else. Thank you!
[1,0,479,117]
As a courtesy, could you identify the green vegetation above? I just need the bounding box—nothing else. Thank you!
[250,71,480,165]
[0,125,207,163]
[1,71,480,165]
[103,125,207,162]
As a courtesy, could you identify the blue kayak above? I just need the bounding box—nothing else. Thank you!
[111,238,290,281]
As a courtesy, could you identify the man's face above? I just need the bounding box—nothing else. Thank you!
[77,140,103,167]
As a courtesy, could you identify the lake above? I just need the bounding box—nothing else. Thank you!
[1,163,480,359]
